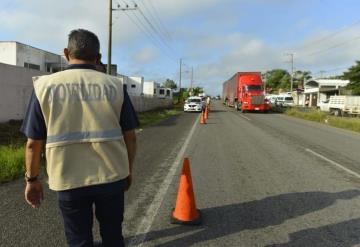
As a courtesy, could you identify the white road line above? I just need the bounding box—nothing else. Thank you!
[305,148,360,179]
[128,114,200,247]
[238,113,251,121]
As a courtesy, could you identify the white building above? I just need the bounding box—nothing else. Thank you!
[0,41,66,73]
[117,74,144,96]
[0,62,47,122]
[157,88,173,99]
[304,79,349,107]
[143,81,161,97]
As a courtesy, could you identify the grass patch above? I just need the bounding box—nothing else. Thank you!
[285,108,360,133]
[138,108,181,127]
[285,108,328,122]
[0,146,25,183]
[0,108,182,183]
[0,120,26,146]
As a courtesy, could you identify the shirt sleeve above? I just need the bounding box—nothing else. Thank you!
[20,90,47,140]
[120,88,140,132]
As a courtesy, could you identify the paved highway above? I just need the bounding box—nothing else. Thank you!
[1,101,360,246]
[126,101,360,247]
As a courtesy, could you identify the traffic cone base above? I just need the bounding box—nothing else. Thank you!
[200,112,206,124]
[204,107,209,119]
[171,208,201,225]
[170,158,202,225]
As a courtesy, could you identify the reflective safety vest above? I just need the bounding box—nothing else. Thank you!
[33,69,129,191]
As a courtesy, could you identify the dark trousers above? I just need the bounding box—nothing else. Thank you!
[58,192,125,247]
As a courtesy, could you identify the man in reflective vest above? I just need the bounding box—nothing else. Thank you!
[21,29,139,247]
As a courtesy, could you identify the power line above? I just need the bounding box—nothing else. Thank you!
[117,1,177,63]
[299,35,360,58]
[296,19,360,50]
[133,10,177,61]
[145,0,173,41]
[108,0,138,74]
[137,6,175,54]
[140,0,169,42]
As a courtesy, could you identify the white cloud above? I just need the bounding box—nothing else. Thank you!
[134,46,158,63]
[1,0,359,96]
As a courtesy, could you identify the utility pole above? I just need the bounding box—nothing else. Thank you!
[190,66,193,91]
[290,53,294,92]
[107,0,137,75]
[179,58,182,100]
[107,0,112,74]
[285,53,294,92]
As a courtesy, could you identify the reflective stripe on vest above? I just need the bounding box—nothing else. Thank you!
[46,128,123,144]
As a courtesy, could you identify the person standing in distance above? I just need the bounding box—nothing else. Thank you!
[21,29,139,247]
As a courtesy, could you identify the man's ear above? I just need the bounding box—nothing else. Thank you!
[95,53,102,65]
[64,48,70,62]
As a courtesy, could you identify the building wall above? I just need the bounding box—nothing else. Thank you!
[127,76,144,96]
[143,81,160,96]
[129,95,172,112]
[0,62,172,122]
[0,42,16,65]
[16,43,61,72]
[117,74,144,96]
[0,62,48,122]
[0,42,63,73]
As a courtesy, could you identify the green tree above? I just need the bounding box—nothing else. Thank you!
[293,70,312,89]
[191,87,204,96]
[279,73,291,90]
[163,79,177,89]
[343,61,360,95]
[263,69,290,91]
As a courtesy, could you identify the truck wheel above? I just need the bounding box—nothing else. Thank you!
[334,109,342,117]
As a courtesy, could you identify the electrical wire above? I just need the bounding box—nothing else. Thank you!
[137,6,176,54]
[114,0,177,63]
[299,35,360,58]
[145,0,172,41]
[132,10,177,62]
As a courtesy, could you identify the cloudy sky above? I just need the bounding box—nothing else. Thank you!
[1,0,360,95]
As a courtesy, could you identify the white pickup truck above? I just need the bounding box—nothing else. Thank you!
[318,95,360,116]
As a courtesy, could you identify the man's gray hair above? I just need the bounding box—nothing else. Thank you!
[67,29,100,61]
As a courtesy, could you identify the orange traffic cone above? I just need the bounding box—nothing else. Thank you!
[204,107,209,120]
[171,158,201,225]
[200,111,206,124]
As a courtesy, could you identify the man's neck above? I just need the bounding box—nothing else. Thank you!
[68,58,96,65]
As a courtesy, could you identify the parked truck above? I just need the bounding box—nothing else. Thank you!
[319,95,360,116]
[223,72,270,112]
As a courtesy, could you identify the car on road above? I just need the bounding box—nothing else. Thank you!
[275,95,294,107]
[184,96,204,112]
[265,95,278,106]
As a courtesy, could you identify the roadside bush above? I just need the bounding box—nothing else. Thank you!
[285,108,360,133]
[138,109,180,127]
[328,117,360,132]
[285,108,327,122]
[0,146,25,183]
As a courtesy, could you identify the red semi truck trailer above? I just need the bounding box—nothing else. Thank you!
[223,72,270,112]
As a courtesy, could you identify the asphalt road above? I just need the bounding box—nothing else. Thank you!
[1,101,360,247]
[126,101,360,247]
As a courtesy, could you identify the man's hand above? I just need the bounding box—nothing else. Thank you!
[25,180,43,208]
[125,174,132,191]
[24,138,44,208]
[123,130,136,192]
